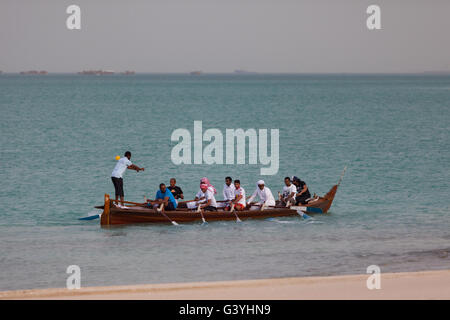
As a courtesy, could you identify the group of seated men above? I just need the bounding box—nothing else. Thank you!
[147,176,311,212]
[147,178,183,211]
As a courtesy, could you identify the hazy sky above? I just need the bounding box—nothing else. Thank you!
[1,0,449,73]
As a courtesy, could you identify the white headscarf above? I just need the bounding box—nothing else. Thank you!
[256,180,265,186]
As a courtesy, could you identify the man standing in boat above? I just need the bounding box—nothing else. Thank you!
[292,176,311,205]
[111,151,144,207]
[247,180,276,208]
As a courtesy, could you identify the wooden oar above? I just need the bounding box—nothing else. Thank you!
[296,210,311,220]
[157,203,179,226]
[178,199,227,206]
[285,198,292,207]
[112,199,146,206]
[229,203,242,222]
[290,206,314,219]
[177,199,197,206]
[197,204,207,224]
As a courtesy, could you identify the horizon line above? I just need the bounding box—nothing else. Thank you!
[1,71,450,75]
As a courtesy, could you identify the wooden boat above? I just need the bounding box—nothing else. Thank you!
[99,182,340,226]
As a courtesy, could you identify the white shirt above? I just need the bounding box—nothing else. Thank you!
[248,186,276,206]
[195,189,204,199]
[195,189,217,208]
[282,184,297,199]
[111,157,132,178]
[223,183,236,201]
[234,187,246,206]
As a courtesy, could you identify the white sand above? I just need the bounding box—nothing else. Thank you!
[1,269,449,300]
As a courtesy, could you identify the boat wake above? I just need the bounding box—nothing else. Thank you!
[265,218,299,224]
[265,217,323,225]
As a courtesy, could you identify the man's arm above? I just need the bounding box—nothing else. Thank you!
[222,188,226,201]
[153,193,162,204]
[247,189,257,204]
[288,186,296,200]
[199,199,211,208]
[233,194,242,204]
[297,184,308,196]
[178,188,184,199]
[127,164,144,172]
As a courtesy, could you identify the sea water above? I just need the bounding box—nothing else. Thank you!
[0,74,449,290]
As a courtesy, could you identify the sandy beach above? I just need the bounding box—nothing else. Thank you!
[1,270,449,300]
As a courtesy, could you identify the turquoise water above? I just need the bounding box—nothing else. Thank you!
[0,74,449,291]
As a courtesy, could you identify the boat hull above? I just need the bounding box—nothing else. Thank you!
[103,206,299,225]
[99,184,339,226]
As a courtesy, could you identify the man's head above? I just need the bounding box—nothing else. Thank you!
[159,183,166,193]
[257,180,265,190]
[200,183,208,192]
[170,178,176,187]
[284,177,291,186]
[225,176,232,186]
[124,151,131,160]
[234,179,240,189]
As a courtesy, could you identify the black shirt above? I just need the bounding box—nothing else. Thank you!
[296,180,311,198]
[168,186,183,199]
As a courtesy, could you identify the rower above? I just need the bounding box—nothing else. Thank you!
[292,176,311,205]
[197,183,217,212]
[247,180,276,208]
[186,177,217,210]
[280,177,297,206]
[225,179,246,211]
[222,176,236,204]
[193,177,216,203]
[200,177,217,195]
[168,178,184,202]
[148,183,177,211]
[111,151,144,207]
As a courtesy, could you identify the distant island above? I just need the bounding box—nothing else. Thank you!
[20,70,48,75]
[189,71,202,75]
[77,70,136,75]
[78,70,115,75]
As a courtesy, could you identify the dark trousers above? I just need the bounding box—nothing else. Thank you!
[166,201,176,211]
[295,194,310,205]
[111,177,124,197]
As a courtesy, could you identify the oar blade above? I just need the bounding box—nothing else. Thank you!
[79,214,99,220]
[301,212,312,219]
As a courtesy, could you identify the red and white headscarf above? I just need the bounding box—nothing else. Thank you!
[200,177,217,194]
